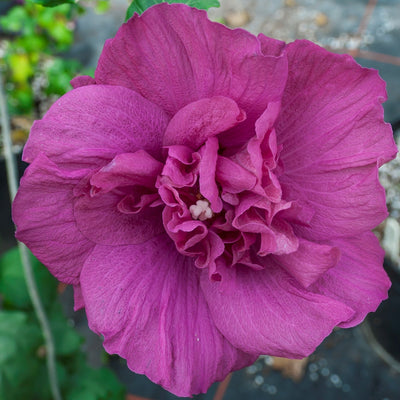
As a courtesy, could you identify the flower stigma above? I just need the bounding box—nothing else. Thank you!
[189,199,213,221]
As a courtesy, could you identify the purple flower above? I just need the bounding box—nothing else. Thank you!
[13,3,397,397]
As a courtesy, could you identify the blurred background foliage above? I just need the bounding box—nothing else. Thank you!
[0,1,126,399]
[0,247,125,400]
[0,1,100,119]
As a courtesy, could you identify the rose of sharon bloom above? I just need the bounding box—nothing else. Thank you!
[13,3,397,397]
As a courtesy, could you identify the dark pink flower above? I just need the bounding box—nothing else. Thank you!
[13,3,397,397]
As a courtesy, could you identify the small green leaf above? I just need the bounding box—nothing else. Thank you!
[0,6,28,32]
[0,335,18,364]
[49,303,83,356]
[28,0,76,7]
[95,0,110,13]
[66,366,125,400]
[184,0,220,9]
[126,0,220,20]
[0,311,42,350]
[0,311,43,388]
[0,247,57,310]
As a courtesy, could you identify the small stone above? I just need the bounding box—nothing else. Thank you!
[315,12,328,27]
[309,372,319,382]
[267,385,278,395]
[321,367,330,377]
[309,363,318,373]
[263,355,274,366]
[246,365,258,375]
[330,374,342,388]
[318,358,328,367]
[225,10,251,28]
[284,0,297,7]
[254,375,264,386]
[342,384,351,393]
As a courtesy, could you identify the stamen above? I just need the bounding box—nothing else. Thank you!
[189,199,213,221]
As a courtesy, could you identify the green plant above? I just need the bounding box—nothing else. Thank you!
[0,247,125,400]
[0,1,88,117]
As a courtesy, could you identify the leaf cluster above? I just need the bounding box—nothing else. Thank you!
[126,0,220,20]
[0,1,88,116]
[0,248,125,400]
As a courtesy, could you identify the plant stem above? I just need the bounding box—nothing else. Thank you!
[0,72,62,400]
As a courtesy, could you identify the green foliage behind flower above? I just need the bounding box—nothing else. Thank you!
[0,247,125,400]
[0,1,91,117]
[126,0,220,20]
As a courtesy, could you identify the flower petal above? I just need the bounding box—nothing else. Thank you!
[201,260,355,358]
[23,85,169,167]
[90,151,163,194]
[216,156,257,194]
[95,3,288,145]
[277,40,396,173]
[70,75,96,89]
[12,154,94,284]
[199,137,223,213]
[277,41,396,240]
[163,96,245,149]
[74,188,164,246]
[73,284,85,311]
[80,235,256,397]
[282,164,388,239]
[273,239,340,288]
[311,232,390,328]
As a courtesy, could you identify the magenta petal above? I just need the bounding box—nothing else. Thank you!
[73,284,85,311]
[216,156,257,193]
[163,96,245,149]
[74,189,164,246]
[311,232,390,328]
[277,40,396,173]
[90,151,163,193]
[96,4,288,144]
[257,33,286,57]
[12,154,94,284]
[70,75,96,89]
[282,164,388,240]
[273,239,340,288]
[23,85,169,167]
[201,262,355,358]
[199,137,223,213]
[80,236,256,397]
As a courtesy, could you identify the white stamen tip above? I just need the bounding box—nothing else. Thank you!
[189,199,213,221]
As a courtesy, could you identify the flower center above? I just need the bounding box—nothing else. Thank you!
[189,199,213,221]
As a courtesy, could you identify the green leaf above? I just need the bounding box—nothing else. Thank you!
[49,303,83,356]
[0,311,42,353]
[0,247,58,310]
[0,335,18,364]
[0,6,28,32]
[0,311,43,391]
[66,365,125,400]
[95,0,110,13]
[126,0,220,20]
[28,0,76,7]
[185,0,220,8]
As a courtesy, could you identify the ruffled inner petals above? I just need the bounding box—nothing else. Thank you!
[74,150,164,246]
[163,96,245,149]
